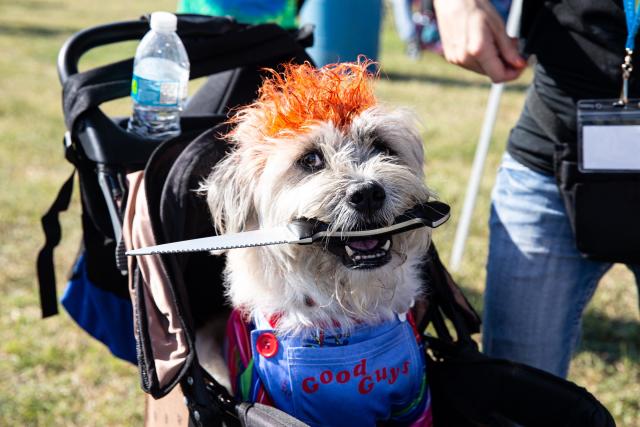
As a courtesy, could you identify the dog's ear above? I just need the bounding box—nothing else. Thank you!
[202,148,260,234]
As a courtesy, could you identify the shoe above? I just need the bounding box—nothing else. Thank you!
[406,37,421,60]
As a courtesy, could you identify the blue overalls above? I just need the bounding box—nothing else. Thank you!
[250,313,432,426]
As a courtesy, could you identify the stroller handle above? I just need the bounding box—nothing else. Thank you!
[58,15,242,166]
[57,15,309,167]
[57,20,147,84]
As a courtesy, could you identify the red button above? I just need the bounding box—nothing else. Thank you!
[256,332,279,358]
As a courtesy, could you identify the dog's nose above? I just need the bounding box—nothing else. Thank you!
[347,181,386,213]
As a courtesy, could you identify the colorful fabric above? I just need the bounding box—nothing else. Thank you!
[226,309,274,405]
[177,0,298,29]
[225,309,432,426]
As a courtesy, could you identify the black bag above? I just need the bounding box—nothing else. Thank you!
[528,87,640,265]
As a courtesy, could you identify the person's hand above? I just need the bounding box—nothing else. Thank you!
[433,0,526,83]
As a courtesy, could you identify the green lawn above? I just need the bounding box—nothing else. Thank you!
[0,1,638,425]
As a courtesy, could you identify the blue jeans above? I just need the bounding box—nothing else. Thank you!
[482,153,640,378]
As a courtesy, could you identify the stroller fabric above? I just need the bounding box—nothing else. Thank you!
[427,339,616,427]
[62,252,137,363]
[125,125,231,394]
[124,171,190,387]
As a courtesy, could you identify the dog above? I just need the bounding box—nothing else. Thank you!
[201,60,434,426]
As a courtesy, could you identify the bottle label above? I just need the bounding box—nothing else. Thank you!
[131,74,185,107]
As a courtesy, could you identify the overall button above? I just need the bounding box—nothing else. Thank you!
[256,332,279,358]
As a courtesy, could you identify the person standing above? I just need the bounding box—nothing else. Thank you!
[177,0,299,29]
[391,0,421,58]
[433,0,640,378]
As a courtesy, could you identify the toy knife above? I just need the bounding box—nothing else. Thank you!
[126,201,450,256]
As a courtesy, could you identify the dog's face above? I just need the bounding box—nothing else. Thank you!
[204,62,432,332]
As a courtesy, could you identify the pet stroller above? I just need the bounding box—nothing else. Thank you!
[38,14,616,427]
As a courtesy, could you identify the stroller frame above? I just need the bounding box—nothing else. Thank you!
[39,14,616,427]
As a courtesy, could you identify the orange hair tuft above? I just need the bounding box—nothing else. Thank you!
[231,59,378,138]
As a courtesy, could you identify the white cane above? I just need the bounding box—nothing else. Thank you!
[449,0,524,272]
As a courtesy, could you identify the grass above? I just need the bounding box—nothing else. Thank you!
[0,0,638,425]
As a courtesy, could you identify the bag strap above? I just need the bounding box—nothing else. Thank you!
[36,171,76,317]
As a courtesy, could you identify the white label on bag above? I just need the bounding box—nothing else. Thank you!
[582,125,640,171]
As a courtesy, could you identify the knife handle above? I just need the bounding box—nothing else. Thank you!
[287,221,316,244]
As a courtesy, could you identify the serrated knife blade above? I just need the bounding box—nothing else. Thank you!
[126,201,450,256]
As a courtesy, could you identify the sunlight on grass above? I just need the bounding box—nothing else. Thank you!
[0,1,174,425]
[1,1,638,425]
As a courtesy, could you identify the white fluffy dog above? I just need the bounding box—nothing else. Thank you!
[199,61,435,426]
[204,62,431,334]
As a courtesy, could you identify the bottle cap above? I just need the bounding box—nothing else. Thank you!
[150,11,177,33]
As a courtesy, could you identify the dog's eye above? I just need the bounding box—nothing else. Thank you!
[298,151,325,171]
[372,141,397,157]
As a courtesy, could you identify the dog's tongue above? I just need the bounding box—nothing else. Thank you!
[348,239,379,251]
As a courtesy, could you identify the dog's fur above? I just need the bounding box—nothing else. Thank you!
[201,61,432,336]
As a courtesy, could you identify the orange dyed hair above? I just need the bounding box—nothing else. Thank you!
[231,59,378,138]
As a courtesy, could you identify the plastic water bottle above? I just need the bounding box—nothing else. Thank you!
[127,12,190,140]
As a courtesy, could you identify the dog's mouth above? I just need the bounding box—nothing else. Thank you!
[295,201,452,269]
[327,236,393,269]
